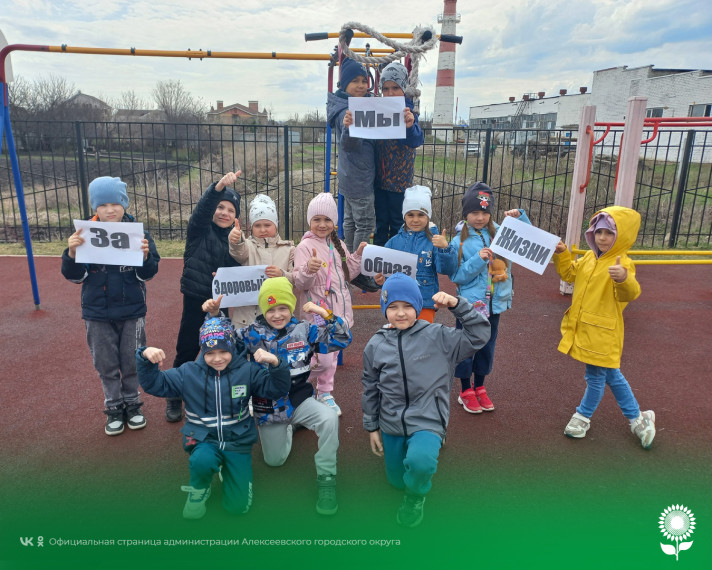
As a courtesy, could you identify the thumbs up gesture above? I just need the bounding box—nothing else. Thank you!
[431,231,449,249]
[307,248,325,274]
[608,255,627,283]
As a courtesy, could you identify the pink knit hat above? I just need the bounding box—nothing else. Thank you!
[307,192,338,223]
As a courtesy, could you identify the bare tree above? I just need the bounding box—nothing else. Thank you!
[152,79,205,123]
[114,89,150,112]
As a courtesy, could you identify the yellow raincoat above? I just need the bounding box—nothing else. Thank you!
[554,206,641,368]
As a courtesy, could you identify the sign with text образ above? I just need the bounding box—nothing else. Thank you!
[360,245,417,278]
[490,216,560,275]
[73,219,145,266]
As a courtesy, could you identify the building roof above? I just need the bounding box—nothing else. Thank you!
[207,102,267,116]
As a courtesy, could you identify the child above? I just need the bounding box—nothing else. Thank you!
[170,171,242,422]
[553,206,656,448]
[362,273,490,527]
[227,194,295,328]
[374,185,457,323]
[373,62,425,246]
[136,317,291,519]
[449,182,531,414]
[61,176,160,436]
[293,192,366,415]
[327,57,379,292]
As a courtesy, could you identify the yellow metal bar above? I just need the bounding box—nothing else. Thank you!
[318,32,415,39]
[353,305,380,310]
[632,259,712,265]
[570,246,712,264]
[571,247,712,256]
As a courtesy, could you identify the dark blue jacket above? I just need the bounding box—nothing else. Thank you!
[61,213,160,321]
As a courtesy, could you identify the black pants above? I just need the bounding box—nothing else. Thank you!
[373,188,405,246]
[173,294,207,368]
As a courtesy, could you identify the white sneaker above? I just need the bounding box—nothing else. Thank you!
[317,393,342,416]
[564,412,590,438]
[180,486,211,519]
[631,410,656,449]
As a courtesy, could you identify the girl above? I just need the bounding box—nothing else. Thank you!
[374,185,457,323]
[293,192,367,416]
[449,182,530,414]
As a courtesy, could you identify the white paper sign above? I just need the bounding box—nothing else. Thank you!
[360,245,418,279]
[348,96,407,140]
[73,219,145,266]
[212,265,268,308]
[490,216,560,275]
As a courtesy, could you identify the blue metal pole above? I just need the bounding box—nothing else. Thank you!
[1,82,41,308]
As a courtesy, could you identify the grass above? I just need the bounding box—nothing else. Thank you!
[0,239,187,258]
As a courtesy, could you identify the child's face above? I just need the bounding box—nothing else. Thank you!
[466,210,491,230]
[595,228,616,253]
[310,215,335,239]
[345,75,368,97]
[381,81,404,97]
[386,301,417,330]
[264,304,292,330]
[404,210,429,233]
[251,220,277,239]
[203,349,232,371]
[213,201,237,228]
[95,203,125,222]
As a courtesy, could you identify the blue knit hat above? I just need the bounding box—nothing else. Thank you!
[338,58,368,91]
[199,317,236,355]
[380,272,422,317]
[89,176,129,210]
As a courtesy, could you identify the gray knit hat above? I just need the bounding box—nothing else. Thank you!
[379,62,409,93]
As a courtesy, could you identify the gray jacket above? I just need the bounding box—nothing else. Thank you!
[362,297,491,438]
[326,90,376,199]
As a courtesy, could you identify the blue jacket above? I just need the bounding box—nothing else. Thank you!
[61,213,160,321]
[326,90,376,199]
[449,211,531,315]
[384,225,457,309]
[375,97,424,193]
[136,343,291,452]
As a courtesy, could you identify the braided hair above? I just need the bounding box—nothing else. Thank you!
[329,228,351,282]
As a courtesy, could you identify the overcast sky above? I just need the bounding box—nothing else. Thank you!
[2,0,711,122]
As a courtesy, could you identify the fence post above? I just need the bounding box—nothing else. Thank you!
[482,128,492,184]
[283,125,290,239]
[668,130,695,248]
[74,121,90,219]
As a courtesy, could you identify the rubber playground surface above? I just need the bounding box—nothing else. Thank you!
[1,255,711,569]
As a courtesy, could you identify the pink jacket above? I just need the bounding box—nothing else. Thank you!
[293,232,362,327]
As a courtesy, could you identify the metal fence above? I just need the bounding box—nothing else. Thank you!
[2,120,711,249]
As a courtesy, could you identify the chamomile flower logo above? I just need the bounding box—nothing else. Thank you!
[659,505,695,560]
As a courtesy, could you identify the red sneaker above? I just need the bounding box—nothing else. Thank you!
[475,386,495,411]
[458,388,482,414]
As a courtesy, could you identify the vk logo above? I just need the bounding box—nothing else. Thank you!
[20,537,34,546]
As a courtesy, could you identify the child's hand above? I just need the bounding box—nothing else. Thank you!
[369,431,384,457]
[503,209,521,218]
[431,233,448,249]
[555,241,567,254]
[229,223,242,244]
[403,107,414,128]
[343,110,353,128]
[264,265,284,278]
[303,301,329,318]
[141,238,150,260]
[216,170,242,191]
[608,256,627,283]
[432,291,458,309]
[202,295,223,316]
[373,273,386,286]
[355,241,368,256]
[67,228,85,259]
[479,247,493,261]
[307,248,325,274]
[143,347,166,365]
[253,348,279,367]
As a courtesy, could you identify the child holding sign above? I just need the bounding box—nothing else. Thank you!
[362,273,490,527]
[374,185,456,323]
[61,176,160,436]
[227,194,295,328]
[449,182,530,414]
[553,207,656,448]
[293,192,367,416]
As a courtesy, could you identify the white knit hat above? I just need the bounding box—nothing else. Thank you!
[249,194,278,228]
[402,185,432,219]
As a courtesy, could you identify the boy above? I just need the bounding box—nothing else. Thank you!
[203,277,351,514]
[554,206,656,448]
[373,61,425,246]
[362,273,490,527]
[136,317,291,519]
[327,57,379,292]
[61,176,160,436]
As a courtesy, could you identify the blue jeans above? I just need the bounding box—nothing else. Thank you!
[189,442,253,514]
[382,431,442,496]
[373,188,405,246]
[577,364,640,420]
[455,313,500,383]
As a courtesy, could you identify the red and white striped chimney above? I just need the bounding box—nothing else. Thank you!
[432,0,460,130]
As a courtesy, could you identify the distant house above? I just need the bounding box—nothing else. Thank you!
[67,91,112,120]
[207,100,269,125]
[113,109,169,123]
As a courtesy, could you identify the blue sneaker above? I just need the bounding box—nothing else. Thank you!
[180,486,211,519]
[317,392,341,416]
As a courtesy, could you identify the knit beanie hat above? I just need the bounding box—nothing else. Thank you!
[380,272,423,317]
[402,185,432,219]
[462,181,494,217]
[89,176,129,210]
[338,58,368,91]
[218,188,241,218]
[249,194,278,228]
[258,277,296,316]
[379,62,409,93]
[199,316,236,355]
[307,192,338,224]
